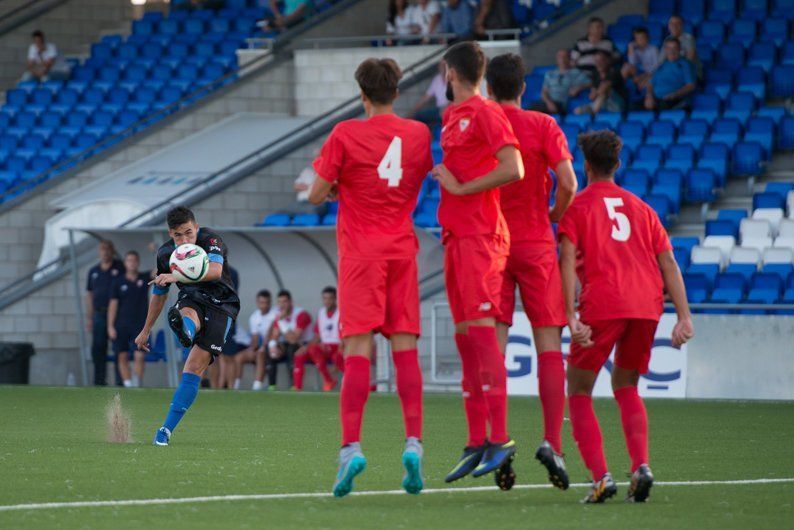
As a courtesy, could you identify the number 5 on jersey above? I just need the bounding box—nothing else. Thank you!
[377,136,403,187]
[604,197,631,241]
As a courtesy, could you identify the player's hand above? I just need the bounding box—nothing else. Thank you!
[149,273,176,287]
[671,316,694,349]
[327,185,339,201]
[432,164,464,195]
[569,317,594,348]
[108,326,117,340]
[134,329,150,352]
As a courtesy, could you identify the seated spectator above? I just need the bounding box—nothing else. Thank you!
[261,0,311,30]
[409,61,449,126]
[644,37,696,111]
[279,150,328,216]
[235,290,279,390]
[414,0,441,42]
[474,0,516,38]
[530,49,591,115]
[621,27,660,90]
[386,0,419,45]
[220,320,251,389]
[439,0,474,40]
[666,14,701,78]
[293,286,341,392]
[574,51,626,115]
[267,290,313,390]
[570,17,619,72]
[23,30,69,82]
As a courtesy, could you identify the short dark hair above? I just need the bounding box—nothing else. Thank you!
[166,206,196,229]
[277,289,291,300]
[485,53,525,102]
[578,130,622,176]
[125,250,140,259]
[257,289,271,299]
[322,286,337,296]
[31,30,44,39]
[664,36,681,48]
[669,14,683,23]
[354,58,402,105]
[443,41,486,86]
[633,26,649,37]
[588,17,604,25]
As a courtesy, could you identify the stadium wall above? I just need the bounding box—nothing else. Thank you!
[0,0,133,92]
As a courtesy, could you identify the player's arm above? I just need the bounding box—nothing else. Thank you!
[549,159,578,222]
[559,234,593,347]
[285,311,311,343]
[134,293,166,352]
[657,250,694,348]
[308,177,335,205]
[107,298,118,340]
[309,128,344,204]
[433,145,523,196]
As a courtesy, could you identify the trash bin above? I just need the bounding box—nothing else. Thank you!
[0,342,35,384]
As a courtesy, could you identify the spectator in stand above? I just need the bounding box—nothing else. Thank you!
[107,251,150,388]
[260,0,311,30]
[386,0,419,45]
[574,51,626,115]
[86,240,124,386]
[414,0,441,42]
[23,30,69,82]
[409,61,449,126]
[474,0,516,38]
[666,14,701,78]
[282,150,327,216]
[293,286,341,392]
[621,27,659,91]
[644,37,696,111]
[530,49,591,116]
[235,290,279,390]
[439,0,475,40]
[570,17,619,72]
[267,290,313,390]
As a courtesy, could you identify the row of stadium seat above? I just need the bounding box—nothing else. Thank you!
[647,0,794,25]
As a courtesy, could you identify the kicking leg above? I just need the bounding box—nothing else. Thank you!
[154,345,211,446]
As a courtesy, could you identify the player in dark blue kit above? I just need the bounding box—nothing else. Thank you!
[134,206,240,446]
[85,240,124,386]
[108,250,151,388]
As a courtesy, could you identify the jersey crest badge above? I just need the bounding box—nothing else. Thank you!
[459,118,470,132]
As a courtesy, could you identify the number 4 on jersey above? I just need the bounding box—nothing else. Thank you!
[604,197,631,242]
[377,136,403,187]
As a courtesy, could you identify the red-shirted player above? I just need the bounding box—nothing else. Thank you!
[431,42,525,484]
[293,286,341,392]
[484,53,578,490]
[309,58,432,498]
[557,131,694,503]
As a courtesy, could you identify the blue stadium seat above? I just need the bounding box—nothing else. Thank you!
[158,18,180,35]
[626,111,655,128]
[633,145,664,174]
[710,0,738,22]
[726,263,758,283]
[597,112,623,129]
[622,169,650,195]
[736,67,766,101]
[698,20,725,46]
[665,144,696,172]
[710,118,742,146]
[707,219,739,238]
[66,111,89,127]
[772,0,794,17]
[753,191,785,210]
[782,42,794,65]
[724,92,756,123]
[686,169,718,202]
[684,272,711,302]
[322,214,337,226]
[681,0,706,24]
[717,208,747,228]
[761,19,789,45]
[781,116,794,149]
[692,93,721,112]
[732,141,764,175]
[650,184,680,213]
[649,0,676,13]
[655,168,684,188]
[647,194,673,226]
[765,182,794,202]
[679,119,710,149]
[658,109,687,127]
[742,0,769,20]
[674,247,692,269]
[618,120,645,141]
[672,236,701,255]
[261,213,291,226]
[728,19,757,43]
[564,114,592,128]
[763,263,794,282]
[771,66,794,98]
[745,117,775,156]
[716,42,746,71]
[646,120,676,148]
[291,214,321,226]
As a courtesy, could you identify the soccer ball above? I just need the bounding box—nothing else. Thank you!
[169,244,209,283]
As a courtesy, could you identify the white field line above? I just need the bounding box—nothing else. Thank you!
[1,478,792,513]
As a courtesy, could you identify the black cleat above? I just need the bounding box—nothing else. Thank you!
[494,453,516,491]
[444,445,486,483]
[168,305,193,348]
[472,439,517,478]
[582,473,618,504]
[535,440,570,490]
[626,464,654,503]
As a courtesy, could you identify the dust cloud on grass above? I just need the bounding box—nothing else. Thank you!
[106,393,133,444]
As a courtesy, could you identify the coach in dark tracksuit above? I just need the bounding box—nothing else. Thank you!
[85,240,124,386]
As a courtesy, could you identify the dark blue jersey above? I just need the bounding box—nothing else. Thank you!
[110,272,150,330]
[154,227,240,318]
[86,259,124,312]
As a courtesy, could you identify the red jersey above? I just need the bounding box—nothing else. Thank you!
[557,181,672,322]
[439,95,519,238]
[313,114,433,260]
[499,106,572,244]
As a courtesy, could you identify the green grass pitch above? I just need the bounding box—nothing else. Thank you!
[0,386,792,529]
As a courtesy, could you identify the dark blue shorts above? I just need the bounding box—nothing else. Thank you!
[112,327,141,355]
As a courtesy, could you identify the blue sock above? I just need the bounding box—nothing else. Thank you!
[182,317,196,340]
[162,372,201,433]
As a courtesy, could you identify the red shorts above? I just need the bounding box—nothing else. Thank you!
[499,241,566,327]
[338,257,420,338]
[444,233,509,324]
[568,319,659,374]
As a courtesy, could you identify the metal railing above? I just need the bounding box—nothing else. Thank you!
[0,0,67,36]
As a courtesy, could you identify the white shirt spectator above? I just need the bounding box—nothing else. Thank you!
[387,6,418,37]
[425,72,449,108]
[249,307,278,345]
[413,0,440,36]
[294,166,317,202]
[28,42,57,65]
[316,307,341,345]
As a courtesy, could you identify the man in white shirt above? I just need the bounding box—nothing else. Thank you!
[23,30,69,82]
[409,61,449,127]
[293,286,341,392]
[234,290,279,390]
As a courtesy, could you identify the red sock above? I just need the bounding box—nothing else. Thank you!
[308,344,335,386]
[393,348,423,439]
[292,351,308,390]
[614,386,649,472]
[455,333,487,446]
[568,394,608,480]
[469,326,509,444]
[340,356,370,445]
[537,350,565,453]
